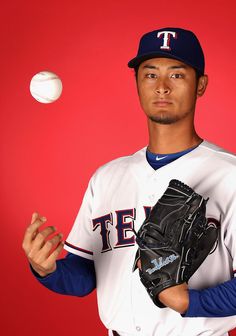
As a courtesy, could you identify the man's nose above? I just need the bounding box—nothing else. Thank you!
[155,79,171,95]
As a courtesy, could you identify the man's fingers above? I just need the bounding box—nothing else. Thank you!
[34,241,64,277]
[22,213,64,277]
[31,212,38,224]
[137,259,142,270]
[28,232,63,264]
[36,238,64,271]
[46,240,64,264]
[28,215,47,237]
[40,233,63,257]
[22,213,47,253]
[31,212,47,225]
[29,226,57,253]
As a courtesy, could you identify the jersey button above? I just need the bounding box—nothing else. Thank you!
[149,194,155,201]
[136,326,141,332]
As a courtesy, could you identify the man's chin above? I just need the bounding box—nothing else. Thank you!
[149,115,179,125]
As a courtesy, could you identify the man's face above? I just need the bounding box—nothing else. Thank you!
[137,57,207,125]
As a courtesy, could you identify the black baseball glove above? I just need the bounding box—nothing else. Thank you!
[133,179,218,308]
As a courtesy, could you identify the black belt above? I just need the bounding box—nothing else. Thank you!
[112,331,120,336]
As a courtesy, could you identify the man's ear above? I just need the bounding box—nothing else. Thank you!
[197,75,208,97]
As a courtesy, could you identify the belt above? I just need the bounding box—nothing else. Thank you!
[112,331,120,336]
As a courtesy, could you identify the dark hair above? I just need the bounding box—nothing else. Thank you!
[195,70,202,82]
[134,66,139,80]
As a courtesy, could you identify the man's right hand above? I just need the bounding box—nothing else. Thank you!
[22,212,64,277]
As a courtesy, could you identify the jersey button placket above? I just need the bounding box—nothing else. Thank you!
[147,174,158,202]
[148,194,155,201]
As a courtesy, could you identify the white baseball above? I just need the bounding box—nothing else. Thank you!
[30,71,63,103]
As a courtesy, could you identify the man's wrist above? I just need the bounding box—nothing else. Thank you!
[29,263,56,279]
[158,283,189,314]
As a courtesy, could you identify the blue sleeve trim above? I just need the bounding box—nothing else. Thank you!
[184,278,236,317]
[64,241,94,255]
[31,253,96,296]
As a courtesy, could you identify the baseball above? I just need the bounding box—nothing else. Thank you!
[30,71,63,103]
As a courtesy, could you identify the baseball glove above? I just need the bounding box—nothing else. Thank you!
[133,179,218,308]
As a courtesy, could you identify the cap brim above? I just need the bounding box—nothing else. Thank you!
[128,52,203,75]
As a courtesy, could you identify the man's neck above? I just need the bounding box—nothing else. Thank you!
[147,119,202,154]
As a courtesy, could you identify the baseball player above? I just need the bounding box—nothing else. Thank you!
[23,28,236,336]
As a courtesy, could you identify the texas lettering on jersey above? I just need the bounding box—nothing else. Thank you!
[92,206,220,254]
[92,206,150,252]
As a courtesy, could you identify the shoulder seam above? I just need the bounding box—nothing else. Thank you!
[201,142,236,159]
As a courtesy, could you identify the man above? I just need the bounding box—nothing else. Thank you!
[23,28,236,335]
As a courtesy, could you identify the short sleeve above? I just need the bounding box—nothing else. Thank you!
[64,177,94,260]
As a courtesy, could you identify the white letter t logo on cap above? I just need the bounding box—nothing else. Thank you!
[157,31,177,50]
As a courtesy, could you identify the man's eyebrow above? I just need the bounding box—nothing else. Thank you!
[169,65,187,69]
[142,65,157,69]
[142,64,188,70]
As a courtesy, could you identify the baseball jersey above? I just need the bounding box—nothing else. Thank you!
[64,140,236,336]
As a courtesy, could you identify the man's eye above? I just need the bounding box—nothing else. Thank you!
[145,73,157,79]
[170,73,183,79]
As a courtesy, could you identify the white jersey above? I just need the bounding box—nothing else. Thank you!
[64,140,236,336]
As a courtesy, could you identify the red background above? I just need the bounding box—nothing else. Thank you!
[1,0,236,335]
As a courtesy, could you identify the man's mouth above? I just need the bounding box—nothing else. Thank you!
[153,100,172,107]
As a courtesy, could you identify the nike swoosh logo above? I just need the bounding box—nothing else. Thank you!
[156,155,168,161]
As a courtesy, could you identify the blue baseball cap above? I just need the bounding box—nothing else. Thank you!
[128,27,205,75]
